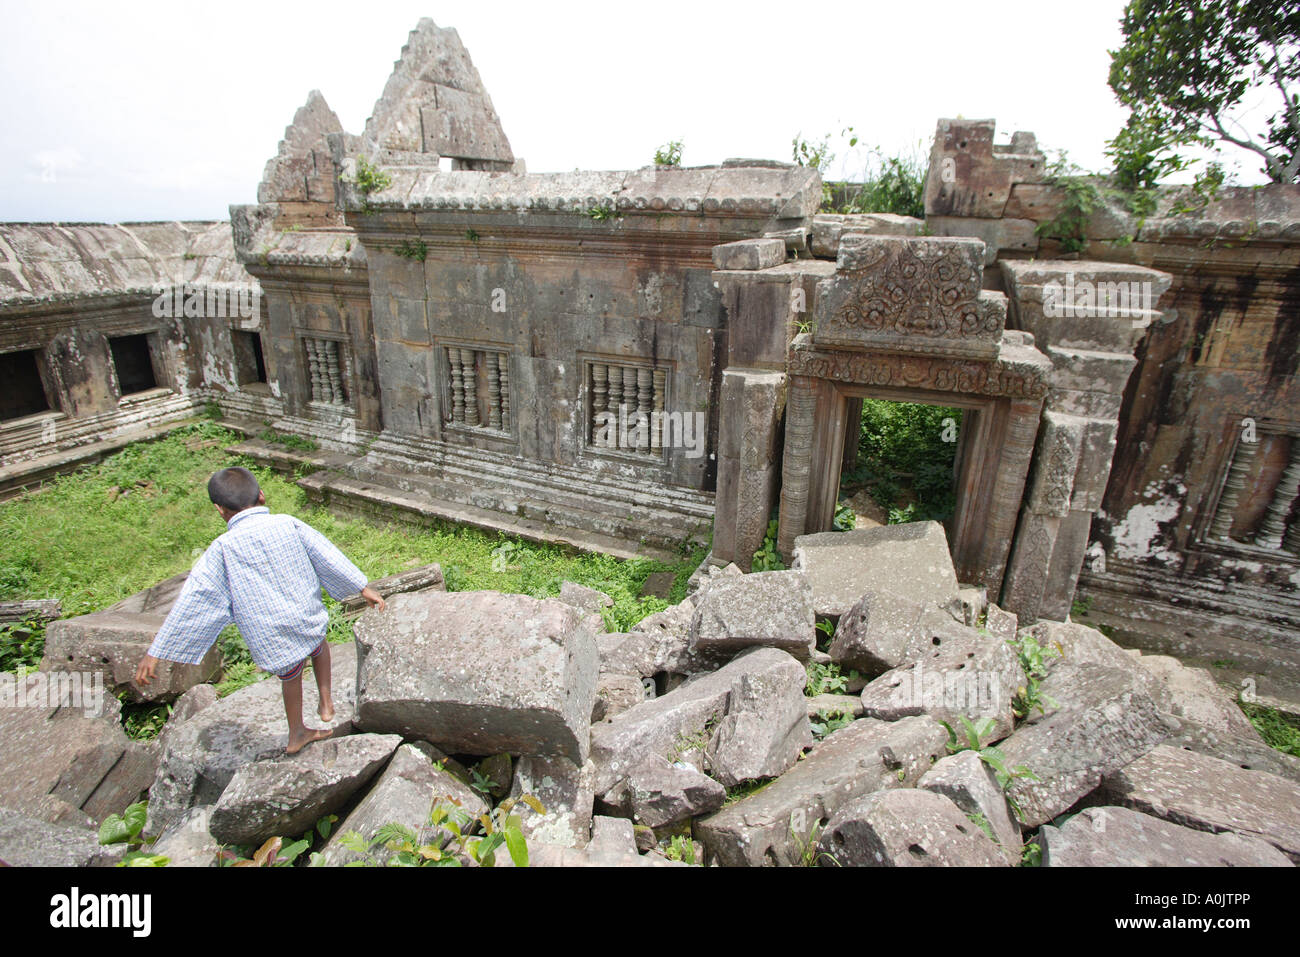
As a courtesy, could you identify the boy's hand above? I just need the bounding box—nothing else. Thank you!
[135,654,160,687]
[360,586,386,612]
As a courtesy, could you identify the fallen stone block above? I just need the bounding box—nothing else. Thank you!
[519,841,686,867]
[600,610,704,677]
[689,569,815,660]
[621,754,726,827]
[146,642,357,836]
[0,671,158,826]
[1160,721,1300,784]
[588,647,811,796]
[592,672,648,722]
[1135,654,1260,740]
[1101,744,1300,863]
[984,604,1018,641]
[590,814,638,855]
[712,237,785,271]
[999,662,1166,827]
[150,805,220,867]
[354,590,599,764]
[0,807,107,867]
[816,788,1007,867]
[859,621,1025,743]
[508,754,595,850]
[558,581,613,615]
[919,750,1022,864]
[209,732,402,845]
[792,522,961,619]
[1038,806,1292,867]
[829,589,958,675]
[41,571,221,702]
[0,598,61,624]
[696,716,948,866]
[322,741,488,866]
[340,562,444,617]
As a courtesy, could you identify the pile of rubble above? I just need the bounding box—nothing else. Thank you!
[1,523,1297,867]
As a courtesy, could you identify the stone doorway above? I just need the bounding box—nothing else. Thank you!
[777,367,1045,597]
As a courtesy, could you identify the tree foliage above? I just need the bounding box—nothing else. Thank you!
[1108,0,1300,184]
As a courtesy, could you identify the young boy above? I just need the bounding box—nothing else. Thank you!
[135,466,386,754]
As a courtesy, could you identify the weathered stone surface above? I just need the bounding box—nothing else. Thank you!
[150,805,220,868]
[919,750,1022,864]
[792,522,961,619]
[859,621,1024,742]
[322,741,488,866]
[806,693,864,720]
[622,754,726,827]
[589,647,810,796]
[590,814,638,855]
[1135,654,1259,739]
[829,588,953,674]
[42,572,222,702]
[600,601,703,677]
[521,840,685,867]
[340,562,444,617]
[146,643,357,835]
[0,807,106,867]
[985,603,1018,640]
[689,570,815,659]
[0,671,158,826]
[1039,806,1292,867]
[999,662,1166,827]
[558,581,613,614]
[707,654,814,787]
[508,754,595,850]
[359,17,514,166]
[354,590,599,764]
[817,788,1007,867]
[712,238,786,271]
[592,672,648,722]
[1101,745,1300,862]
[696,716,948,866]
[210,732,401,845]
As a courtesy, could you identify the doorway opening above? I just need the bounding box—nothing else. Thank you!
[836,398,965,531]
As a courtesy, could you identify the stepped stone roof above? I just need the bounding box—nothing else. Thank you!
[0,222,254,310]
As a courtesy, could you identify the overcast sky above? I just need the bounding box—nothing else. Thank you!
[0,0,1272,223]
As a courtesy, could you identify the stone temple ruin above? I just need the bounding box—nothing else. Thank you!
[0,19,1298,867]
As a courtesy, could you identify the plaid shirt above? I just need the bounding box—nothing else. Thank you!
[147,507,370,676]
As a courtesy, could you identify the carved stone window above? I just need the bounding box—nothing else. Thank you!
[1206,424,1300,557]
[445,346,510,433]
[0,349,54,421]
[587,360,667,456]
[109,334,159,396]
[303,336,347,405]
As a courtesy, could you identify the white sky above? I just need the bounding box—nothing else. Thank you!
[0,0,1274,223]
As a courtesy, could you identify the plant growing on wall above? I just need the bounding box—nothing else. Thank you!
[654,140,683,166]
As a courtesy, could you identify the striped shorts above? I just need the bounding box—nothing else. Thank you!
[276,640,327,682]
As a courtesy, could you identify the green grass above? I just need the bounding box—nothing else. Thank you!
[841,399,961,524]
[0,422,706,691]
[1240,702,1300,759]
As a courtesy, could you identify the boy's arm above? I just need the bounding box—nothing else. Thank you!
[293,519,384,608]
[136,545,233,686]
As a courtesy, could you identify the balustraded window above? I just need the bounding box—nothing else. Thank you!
[303,337,347,405]
[1206,426,1300,556]
[587,360,667,455]
[445,346,510,433]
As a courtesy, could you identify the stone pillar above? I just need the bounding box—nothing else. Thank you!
[1000,260,1172,623]
[712,369,786,568]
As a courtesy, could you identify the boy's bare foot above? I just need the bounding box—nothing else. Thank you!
[318,700,335,723]
[286,727,332,755]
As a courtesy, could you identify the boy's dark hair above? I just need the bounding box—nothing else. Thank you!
[208,467,261,512]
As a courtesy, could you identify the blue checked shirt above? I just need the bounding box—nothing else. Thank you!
[147,507,370,676]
